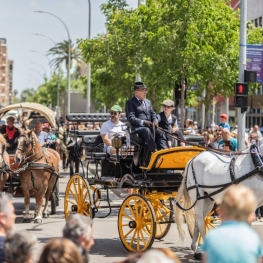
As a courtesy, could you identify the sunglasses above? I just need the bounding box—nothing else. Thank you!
[162,105,173,108]
[110,111,118,116]
[216,133,222,136]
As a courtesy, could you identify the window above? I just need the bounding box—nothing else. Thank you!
[259,17,262,27]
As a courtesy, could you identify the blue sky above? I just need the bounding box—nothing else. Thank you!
[0,0,138,94]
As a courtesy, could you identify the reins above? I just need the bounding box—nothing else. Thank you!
[157,127,250,156]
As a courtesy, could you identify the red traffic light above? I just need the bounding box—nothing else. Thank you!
[234,82,248,95]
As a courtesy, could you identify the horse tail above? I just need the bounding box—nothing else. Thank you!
[174,165,195,241]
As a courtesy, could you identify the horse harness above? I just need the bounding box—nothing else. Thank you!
[174,144,263,212]
[15,133,58,191]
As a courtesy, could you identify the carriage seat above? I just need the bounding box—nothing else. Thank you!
[183,135,205,146]
[130,132,144,145]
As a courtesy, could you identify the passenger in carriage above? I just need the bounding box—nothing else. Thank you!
[0,116,21,154]
[157,99,185,147]
[100,105,126,154]
[126,82,168,152]
[34,122,52,147]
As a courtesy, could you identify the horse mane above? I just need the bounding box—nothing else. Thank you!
[0,134,7,147]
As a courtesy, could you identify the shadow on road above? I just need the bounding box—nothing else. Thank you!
[90,238,127,258]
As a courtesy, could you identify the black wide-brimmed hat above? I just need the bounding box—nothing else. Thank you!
[134,82,147,90]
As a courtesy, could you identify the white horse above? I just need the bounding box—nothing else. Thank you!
[174,139,263,254]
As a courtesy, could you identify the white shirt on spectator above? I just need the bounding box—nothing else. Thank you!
[100,120,125,147]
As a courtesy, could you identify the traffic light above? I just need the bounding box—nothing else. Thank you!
[234,82,248,108]
[244,70,257,83]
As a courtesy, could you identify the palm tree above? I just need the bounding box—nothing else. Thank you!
[47,40,83,70]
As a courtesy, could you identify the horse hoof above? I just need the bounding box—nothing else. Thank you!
[43,213,49,218]
[194,252,202,260]
[34,218,42,224]
[23,218,31,223]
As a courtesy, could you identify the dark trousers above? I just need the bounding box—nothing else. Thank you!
[134,127,168,152]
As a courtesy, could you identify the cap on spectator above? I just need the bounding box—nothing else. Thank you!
[110,105,122,112]
[134,82,147,90]
[43,123,50,127]
[162,99,174,107]
[220,113,228,120]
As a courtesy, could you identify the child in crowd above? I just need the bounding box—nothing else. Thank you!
[218,114,230,130]
[202,185,263,263]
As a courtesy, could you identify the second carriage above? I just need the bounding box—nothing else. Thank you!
[64,113,218,252]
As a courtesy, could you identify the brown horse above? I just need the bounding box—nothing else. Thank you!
[14,130,60,223]
[0,134,10,191]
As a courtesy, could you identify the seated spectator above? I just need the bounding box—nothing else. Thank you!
[202,185,263,263]
[100,105,126,155]
[38,238,83,263]
[0,116,21,154]
[249,125,262,139]
[218,128,237,151]
[218,114,230,130]
[157,100,185,147]
[63,214,94,263]
[4,230,37,263]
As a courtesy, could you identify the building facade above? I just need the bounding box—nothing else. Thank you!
[0,38,13,108]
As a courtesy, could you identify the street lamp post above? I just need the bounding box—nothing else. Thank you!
[30,62,47,79]
[32,33,61,118]
[34,11,71,115]
[30,50,52,78]
[86,0,91,113]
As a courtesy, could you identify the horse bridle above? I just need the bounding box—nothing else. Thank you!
[17,134,43,163]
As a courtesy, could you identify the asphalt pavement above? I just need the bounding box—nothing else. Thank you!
[11,168,263,263]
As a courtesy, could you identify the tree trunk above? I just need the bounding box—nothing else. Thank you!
[180,81,186,129]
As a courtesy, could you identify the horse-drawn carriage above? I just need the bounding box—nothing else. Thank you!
[64,113,212,252]
[0,103,60,223]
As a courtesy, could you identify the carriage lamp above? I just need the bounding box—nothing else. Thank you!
[112,134,122,149]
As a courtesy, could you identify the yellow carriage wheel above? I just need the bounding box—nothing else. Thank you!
[118,194,156,252]
[149,200,172,240]
[64,174,93,220]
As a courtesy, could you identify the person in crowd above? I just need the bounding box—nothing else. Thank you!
[222,140,234,151]
[4,230,37,263]
[208,130,222,149]
[218,128,237,151]
[100,105,126,155]
[59,116,64,127]
[249,125,262,138]
[136,248,182,263]
[38,238,83,263]
[202,185,263,263]
[0,116,21,154]
[34,122,51,147]
[157,99,185,147]
[185,120,196,135]
[0,193,16,263]
[63,214,94,263]
[218,113,230,130]
[183,119,191,135]
[126,82,168,153]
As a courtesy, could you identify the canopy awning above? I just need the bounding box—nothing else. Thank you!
[0,103,57,127]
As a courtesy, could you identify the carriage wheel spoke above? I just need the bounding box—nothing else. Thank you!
[120,212,134,221]
[130,229,137,246]
[124,228,135,238]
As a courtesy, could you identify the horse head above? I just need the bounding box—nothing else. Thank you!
[14,131,34,164]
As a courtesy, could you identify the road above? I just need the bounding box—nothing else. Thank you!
[12,169,263,263]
